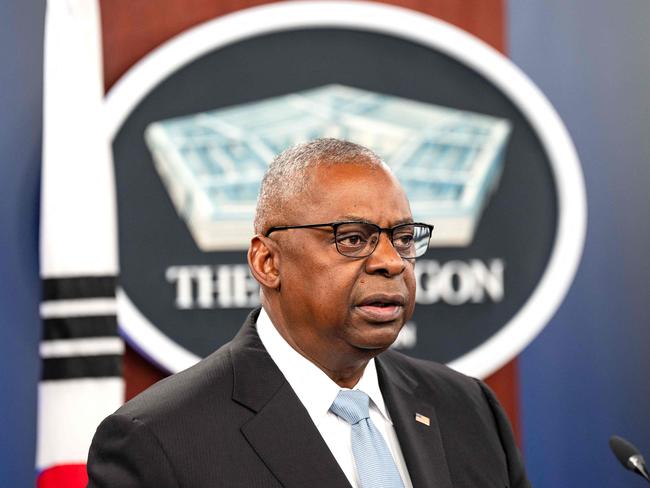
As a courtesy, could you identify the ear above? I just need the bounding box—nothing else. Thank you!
[247,235,281,290]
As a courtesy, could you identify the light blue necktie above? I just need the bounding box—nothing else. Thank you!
[330,390,405,488]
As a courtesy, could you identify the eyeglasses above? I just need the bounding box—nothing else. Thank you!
[265,221,433,259]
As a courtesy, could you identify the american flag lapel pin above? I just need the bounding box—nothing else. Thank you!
[415,413,430,426]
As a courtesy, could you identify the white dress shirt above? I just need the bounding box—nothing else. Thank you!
[256,308,413,488]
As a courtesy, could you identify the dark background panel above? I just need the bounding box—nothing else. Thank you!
[100,0,505,91]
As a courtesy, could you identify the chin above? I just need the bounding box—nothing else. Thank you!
[351,328,402,353]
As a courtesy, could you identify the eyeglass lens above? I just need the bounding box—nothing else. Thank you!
[334,223,430,258]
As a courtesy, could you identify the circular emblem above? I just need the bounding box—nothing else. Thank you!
[107,1,586,378]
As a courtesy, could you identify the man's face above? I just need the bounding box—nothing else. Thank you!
[272,162,416,369]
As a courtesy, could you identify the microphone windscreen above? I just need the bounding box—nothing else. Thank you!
[610,435,641,467]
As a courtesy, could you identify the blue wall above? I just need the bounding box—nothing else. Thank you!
[510,1,650,486]
[0,0,44,486]
[2,1,650,486]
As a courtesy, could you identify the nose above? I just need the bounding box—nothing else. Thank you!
[364,232,406,277]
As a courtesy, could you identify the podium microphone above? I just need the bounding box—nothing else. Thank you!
[609,435,650,483]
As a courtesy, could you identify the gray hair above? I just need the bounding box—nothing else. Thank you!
[254,138,387,234]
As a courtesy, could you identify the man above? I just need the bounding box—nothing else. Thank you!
[87,139,530,487]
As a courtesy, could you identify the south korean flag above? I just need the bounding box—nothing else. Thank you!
[37,1,123,486]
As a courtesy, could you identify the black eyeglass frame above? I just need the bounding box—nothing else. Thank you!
[264,221,434,259]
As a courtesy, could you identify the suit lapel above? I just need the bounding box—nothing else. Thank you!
[377,353,453,488]
[230,310,352,488]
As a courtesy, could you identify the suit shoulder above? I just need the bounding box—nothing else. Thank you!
[380,353,530,487]
[382,348,475,382]
[381,349,484,399]
[116,343,234,423]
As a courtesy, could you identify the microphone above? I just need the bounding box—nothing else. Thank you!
[609,435,650,483]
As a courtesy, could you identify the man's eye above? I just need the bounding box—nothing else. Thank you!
[394,233,414,247]
[337,233,366,247]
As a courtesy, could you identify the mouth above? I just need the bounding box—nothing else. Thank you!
[355,294,406,323]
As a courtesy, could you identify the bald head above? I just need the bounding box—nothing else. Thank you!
[254,138,388,234]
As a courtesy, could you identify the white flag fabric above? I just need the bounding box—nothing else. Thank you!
[38,0,123,486]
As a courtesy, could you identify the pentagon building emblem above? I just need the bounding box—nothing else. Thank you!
[108,3,586,378]
[144,85,511,250]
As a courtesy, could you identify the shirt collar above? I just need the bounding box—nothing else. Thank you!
[256,307,392,427]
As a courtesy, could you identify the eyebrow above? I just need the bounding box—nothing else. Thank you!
[335,215,415,226]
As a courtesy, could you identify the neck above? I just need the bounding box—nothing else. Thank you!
[318,356,371,389]
[279,325,373,388]
[262,300,374,389]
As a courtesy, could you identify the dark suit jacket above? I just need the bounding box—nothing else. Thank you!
[87,308,531,487]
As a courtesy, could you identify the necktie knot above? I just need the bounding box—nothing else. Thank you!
[330,390,370,425]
